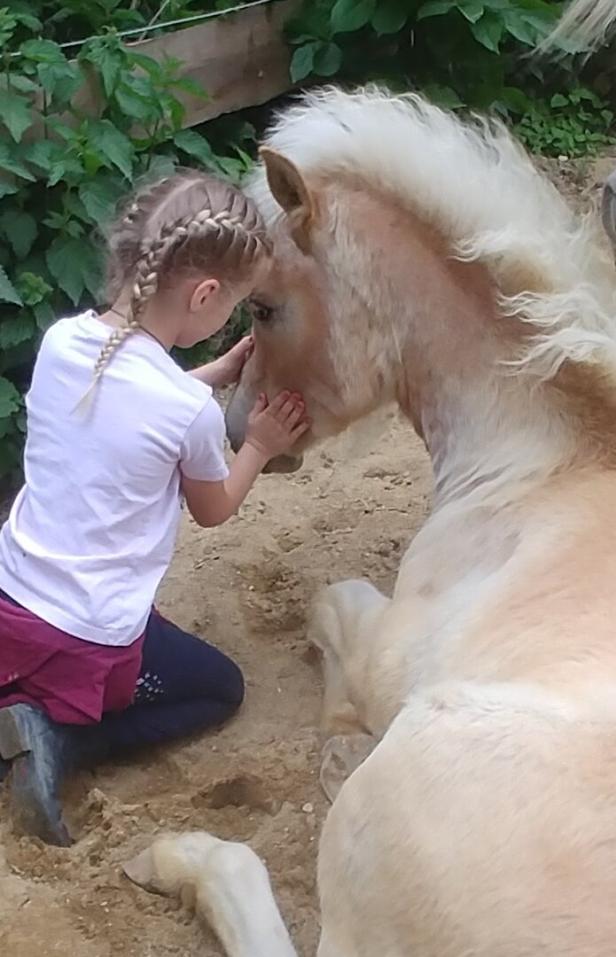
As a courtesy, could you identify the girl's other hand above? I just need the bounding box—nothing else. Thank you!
[217,335,254,386]
[245,391,310,461]
[191,335,253,389]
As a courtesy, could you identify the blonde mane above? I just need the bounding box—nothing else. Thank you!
[544,0,616,52]
[250,86,616,383]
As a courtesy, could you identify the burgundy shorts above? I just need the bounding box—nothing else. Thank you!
[0,593,145,725]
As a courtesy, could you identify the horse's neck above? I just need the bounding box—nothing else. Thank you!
[397,327,575,513]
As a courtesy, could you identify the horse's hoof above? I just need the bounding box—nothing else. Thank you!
[319,733,375,803]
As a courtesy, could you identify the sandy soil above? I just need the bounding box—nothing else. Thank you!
[0,416,432,957]
[1,150,613,956]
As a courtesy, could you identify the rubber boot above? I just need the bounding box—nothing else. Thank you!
[0,704,113,847]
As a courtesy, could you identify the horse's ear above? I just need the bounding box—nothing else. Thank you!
[259,147,316,254]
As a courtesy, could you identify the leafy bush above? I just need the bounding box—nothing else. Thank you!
[287,0,566,105]
[513,87,616,156]
[8,0,258,44]
[0,6,254,491]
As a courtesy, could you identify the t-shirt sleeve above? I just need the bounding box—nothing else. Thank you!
[179,396,230,482]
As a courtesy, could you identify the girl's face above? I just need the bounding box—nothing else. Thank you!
[174,260,270,349]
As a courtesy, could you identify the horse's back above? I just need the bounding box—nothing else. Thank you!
[318,681,616,956]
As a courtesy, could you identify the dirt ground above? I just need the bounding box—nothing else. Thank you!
[0,152,613,956]
[0,413,433,957]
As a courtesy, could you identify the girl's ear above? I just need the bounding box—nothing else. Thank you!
[190,278,220,312]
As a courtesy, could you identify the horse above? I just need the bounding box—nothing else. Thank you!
[125,86,616,956]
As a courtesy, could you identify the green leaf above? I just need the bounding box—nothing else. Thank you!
[0,91,33,143]
[0,266,23,306]
[173,130,220,170]
[0,181,18,201]
[0,377,21,419]
[21,38,65,63]
[502,10,538,44]
[113,82,158,124]
[145,153,178,179]
[46,236,101,305]
[422,83,465,109]
[0,8,17,47]
[128,52,162,79]
[0,314,35,349]
[78,176,121,226]
[550,93,568,108]
[331,0,377,33]
[36,60,81,104]
[470,11,504,51]
[169,76,208,99]
[0,142,36,181]
[13,9,42,32]
[417,0,456,20]
[371,0,409,34]
[33,300,55,331]
[0,209,37,259]
[87,120,135,180]
[290,42,317,82]
[80,39,123,97]
[47,156,84,187]
[0,74,39,95]
[459,1,485,24]
[313,41,343,76]
[15,271,52,307]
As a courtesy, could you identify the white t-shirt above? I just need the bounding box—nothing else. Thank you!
[0,310,229,647]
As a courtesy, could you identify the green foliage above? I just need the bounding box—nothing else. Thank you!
[513,87,616,157]
[0,3,256,491]
[286,0,614,140]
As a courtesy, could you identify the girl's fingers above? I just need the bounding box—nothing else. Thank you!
[278,398,302,421]
[290,419,311,440]
[268,390,291,415]
[285,404,306,428]
[251,392,268,415]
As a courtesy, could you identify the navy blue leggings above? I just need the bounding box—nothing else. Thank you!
[101,611,244,753]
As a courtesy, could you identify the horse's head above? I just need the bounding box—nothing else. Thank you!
[225,146,417,472]
[227,87,616,479]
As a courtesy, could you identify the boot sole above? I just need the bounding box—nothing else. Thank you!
[0,707,30,761]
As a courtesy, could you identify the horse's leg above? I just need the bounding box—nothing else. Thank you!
[124,832,297,957]
[319,732,376,804]
[308,579,390,737]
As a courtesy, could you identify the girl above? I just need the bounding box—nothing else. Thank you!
[0,170,308,846]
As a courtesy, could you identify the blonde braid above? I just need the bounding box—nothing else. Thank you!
[74,172,270,416]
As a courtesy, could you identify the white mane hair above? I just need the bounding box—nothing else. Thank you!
[249,86,616,384]
[544,0,616,52]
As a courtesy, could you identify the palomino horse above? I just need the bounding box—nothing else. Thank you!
[125,87,616,955]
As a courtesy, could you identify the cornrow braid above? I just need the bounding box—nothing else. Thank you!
[73,170,270,415]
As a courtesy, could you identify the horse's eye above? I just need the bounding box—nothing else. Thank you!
[248,300,274,323]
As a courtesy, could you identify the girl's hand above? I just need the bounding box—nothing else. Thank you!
[216,335,254,386]
[191,336,253,389]
[245,391,310,460]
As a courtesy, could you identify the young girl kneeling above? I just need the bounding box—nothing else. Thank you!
[0,171,308,846]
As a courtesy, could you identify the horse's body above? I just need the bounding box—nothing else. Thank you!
[125,87,616,955]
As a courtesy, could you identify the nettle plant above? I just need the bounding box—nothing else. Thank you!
[0,7,253,487]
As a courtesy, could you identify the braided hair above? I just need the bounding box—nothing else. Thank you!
[74,170,270,413]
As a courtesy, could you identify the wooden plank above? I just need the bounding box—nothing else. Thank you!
[26,1,300,140]
[132,0,301,127]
